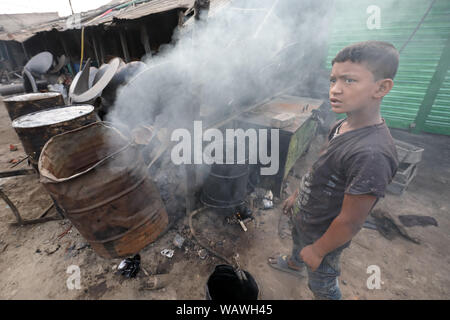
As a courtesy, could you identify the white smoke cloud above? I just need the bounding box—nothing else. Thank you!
[107,0,334,132]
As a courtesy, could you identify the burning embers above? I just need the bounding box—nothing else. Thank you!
[226,205,254,232]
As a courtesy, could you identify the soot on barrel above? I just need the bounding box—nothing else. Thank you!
[201,138,250,211]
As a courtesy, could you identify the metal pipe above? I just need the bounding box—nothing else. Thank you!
[0,80,48,96]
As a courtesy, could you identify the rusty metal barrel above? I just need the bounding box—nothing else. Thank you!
[38,122,169,259]
[3,92,64,121]
[11,105,99,169]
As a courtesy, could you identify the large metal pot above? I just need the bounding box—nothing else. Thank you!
[3,92,64,121]
[12,105,99,169]
[201,139,249,210]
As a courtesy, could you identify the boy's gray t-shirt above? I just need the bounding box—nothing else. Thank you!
[295,118,399,241]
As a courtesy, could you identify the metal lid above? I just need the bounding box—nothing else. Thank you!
[3,92,61,102]
[71,58,121,103]
[24,51,53,74]
[12,105,94,128]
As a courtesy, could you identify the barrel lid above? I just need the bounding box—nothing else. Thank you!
[3,92,62,102]
[24,51,53,74]
[12,105,94,128]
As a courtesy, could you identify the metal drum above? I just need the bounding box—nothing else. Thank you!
[3,92,64,121]
[12,105,99,169]
[206,264,259,300]
[38,122,169,259]
[201,140,249,211]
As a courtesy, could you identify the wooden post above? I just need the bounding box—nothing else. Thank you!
[21,42,29,61]
[140,24,152,58]
[59,33,74,75]
[85,31,97,66]
[96,31,105,64]
[119,29,130,63]
[42,33,50,51]
[91,30,100,66]
[4,42,18,70]
[2,42,10,60]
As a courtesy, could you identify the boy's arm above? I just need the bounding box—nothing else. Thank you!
[300,193,377,271]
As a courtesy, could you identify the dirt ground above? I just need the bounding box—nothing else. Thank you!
[0,101,449,300]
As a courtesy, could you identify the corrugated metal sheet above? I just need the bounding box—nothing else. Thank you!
[326,0,450,135]
[0,12,59,34]
[83,0,194,26]
[0,0,202,42]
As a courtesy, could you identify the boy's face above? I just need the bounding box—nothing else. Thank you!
[329,61,381,114]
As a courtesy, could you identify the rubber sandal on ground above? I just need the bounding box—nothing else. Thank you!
[267,254,306,278]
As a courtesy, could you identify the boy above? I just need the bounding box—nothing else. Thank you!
[268,41,399,299]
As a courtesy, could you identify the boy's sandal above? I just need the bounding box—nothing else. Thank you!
[267,254,306,278]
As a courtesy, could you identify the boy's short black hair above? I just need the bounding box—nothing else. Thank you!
[332,41,399,80]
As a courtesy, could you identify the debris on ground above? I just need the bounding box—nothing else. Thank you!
[368,210,421,244]
[198,249,207,259]
[140,274,173,291]
[161,249,174,259]
[57,225,73,240]
[254,189,273,209]
[250,187,274,209]
[44,244,60,255]
[263,190,274,209]
[141,267,150,276]
[263,199,273,209]
[117,254,141,278]
[398,215,438,228]
[173,234,185,249]
[236,205,253,220]
[0,240,8,253]
[9,144,17,151]
[65,242,90,259]
[76,242,90,250]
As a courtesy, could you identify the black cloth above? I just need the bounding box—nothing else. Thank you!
[294,118,399,241]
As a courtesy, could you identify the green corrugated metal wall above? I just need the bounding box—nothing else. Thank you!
[424,65,450,135]
[326,0,450,135]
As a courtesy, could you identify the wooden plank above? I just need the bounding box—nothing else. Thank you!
[0,169,36,178]
[140,25,152,57]
[119,29,130,63]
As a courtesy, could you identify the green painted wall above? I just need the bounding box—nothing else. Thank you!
[326,0,450,135]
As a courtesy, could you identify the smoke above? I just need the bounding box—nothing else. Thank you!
[107,0,334,131]
[100,0,335,226]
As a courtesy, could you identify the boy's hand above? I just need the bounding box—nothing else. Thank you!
[282,188,299,215]
[299,244,324,272]
[299,194,378,272]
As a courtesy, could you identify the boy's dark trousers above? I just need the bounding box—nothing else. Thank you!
[290,213,344,300]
